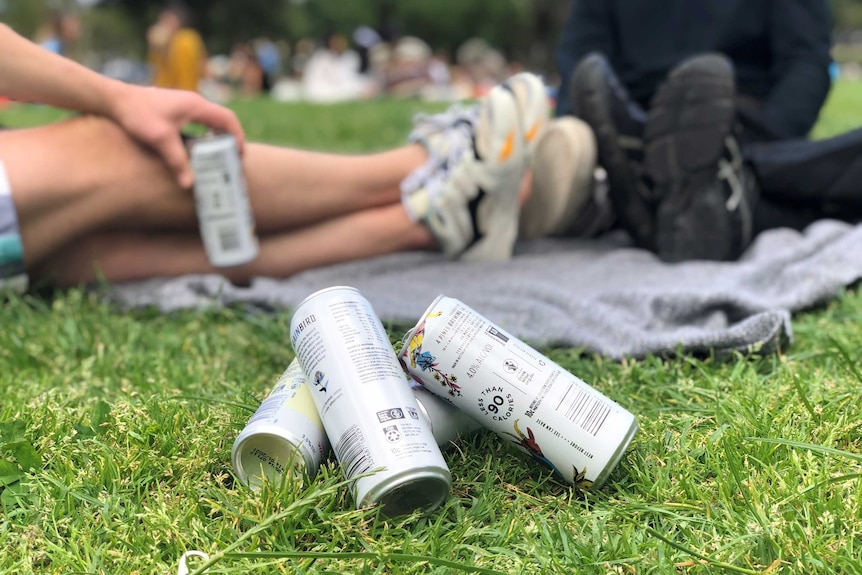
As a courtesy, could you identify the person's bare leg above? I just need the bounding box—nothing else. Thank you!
[32,203,435,286]
[0,115,427,267]
[105,141,429,231]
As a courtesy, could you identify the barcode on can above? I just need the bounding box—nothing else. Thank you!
[217,223,242,252]
[556,386,611,436]
[334,424,374,479]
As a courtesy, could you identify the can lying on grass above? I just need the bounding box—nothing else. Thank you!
[411,381,482,445]
[290,286,451,517]
[188,133,259,267]
[231,358,329,489]
[232,364,481,490]
[400,295,638,490]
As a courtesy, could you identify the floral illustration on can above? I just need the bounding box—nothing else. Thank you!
[404,317,462,397]
[503,419,593,490]
[313,370,328,393]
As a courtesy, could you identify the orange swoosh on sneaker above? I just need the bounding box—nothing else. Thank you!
[498,130,515,163]
[525,120,543,143]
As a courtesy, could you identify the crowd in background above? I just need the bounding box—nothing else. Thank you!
[25,4,862,110]
[27,5,551,107]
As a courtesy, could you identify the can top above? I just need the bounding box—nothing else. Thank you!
[294,286,362,313]
[399,294,446,353]
[190,132,236,145]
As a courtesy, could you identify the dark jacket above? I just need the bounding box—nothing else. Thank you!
[555,0,833,140]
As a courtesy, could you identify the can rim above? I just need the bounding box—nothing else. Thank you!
[360,465,452,517]
[589,418,638,490]
[399,294,446,356]
[293,286,361,318]
[231,426,317,489]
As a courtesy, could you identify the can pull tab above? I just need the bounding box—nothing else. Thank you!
[177,550,210,575]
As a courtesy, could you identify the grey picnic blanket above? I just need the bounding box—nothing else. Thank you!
[109,219,862,360]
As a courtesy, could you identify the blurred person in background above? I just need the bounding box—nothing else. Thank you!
[147,2,206,92]
[384,36,432,98]
[254,38,282,93]
[35,11,81,58]
[227,42,265,98]
[302,33,367,103]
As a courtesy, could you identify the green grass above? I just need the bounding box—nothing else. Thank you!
[2,81,862,575]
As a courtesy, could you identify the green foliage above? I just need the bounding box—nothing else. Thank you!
[831,0,862,31]
[1,0,51,38]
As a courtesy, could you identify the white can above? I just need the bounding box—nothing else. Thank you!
[400,296,638,490]
[231,359,329,489]
[290,286,451,516]
[232,368,473,489]
[189,134,259,267]
[410,381,482,446]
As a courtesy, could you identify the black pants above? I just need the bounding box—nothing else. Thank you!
[741,115,862,233]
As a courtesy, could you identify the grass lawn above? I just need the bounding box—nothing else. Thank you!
[2,80,862,575]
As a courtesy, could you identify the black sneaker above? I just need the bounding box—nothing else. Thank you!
[570,52,657,249]
[645,53,756,261]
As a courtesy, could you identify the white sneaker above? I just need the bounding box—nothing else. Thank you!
[502,72,549,156]
[402,85,527,261]
[519,117,608,239]
[408,72,548,163]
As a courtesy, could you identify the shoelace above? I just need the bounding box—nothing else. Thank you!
[409,104,474,142]
[717,135,753,245]
[718,136,744,211]
[403,104,478,188]
[400,114,475,208]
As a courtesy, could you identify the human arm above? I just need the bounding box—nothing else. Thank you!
[0,23,244,188]
[555,0,616,116]
[758,0,832,139]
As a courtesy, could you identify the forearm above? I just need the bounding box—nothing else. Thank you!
[0,23,127,117]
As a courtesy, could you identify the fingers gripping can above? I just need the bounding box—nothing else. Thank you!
[189,134,259,267]
[400,296,638,490]
[232,359,329,489]
[290,286,451,516]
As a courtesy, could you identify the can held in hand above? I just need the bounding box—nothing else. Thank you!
[290,286,451,516]
[400,295,638,490]
[189,133,259,267]
[232,359,329,489]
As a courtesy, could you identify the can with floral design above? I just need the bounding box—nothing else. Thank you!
[410,380,483,446]
[400,295,638,490]
[231,358,329,489]
[290,286,451,517]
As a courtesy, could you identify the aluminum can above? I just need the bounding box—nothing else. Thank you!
[189,134,259,267]
[231,359,329,489]
[400,295,638,490]
[410,380,482,446]
[290,286,451,516]
[232,370,476,489]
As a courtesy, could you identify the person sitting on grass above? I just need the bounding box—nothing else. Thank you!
[0,23,595,292]
[554,0,862,263]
